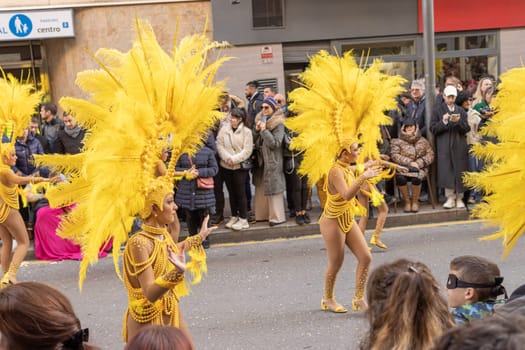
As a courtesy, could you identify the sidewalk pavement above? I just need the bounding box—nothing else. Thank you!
[192,201,471,245]
[24,202,471,261]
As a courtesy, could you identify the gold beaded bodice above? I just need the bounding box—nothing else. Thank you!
[122,224,183,340]
[322,161,365,233]
[0,168,20,223]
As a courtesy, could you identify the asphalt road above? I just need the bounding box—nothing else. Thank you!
[20,220,525,350]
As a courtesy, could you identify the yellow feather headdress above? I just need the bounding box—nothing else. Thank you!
[286,50,406,188]
[464,67,525,258]
[37,19,230,288]
[0,71,42,157]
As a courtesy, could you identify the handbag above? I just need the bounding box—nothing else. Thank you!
[240,158,253,170]
[196,177,214,189]
[188,157,214,189]
[228,133,253,170]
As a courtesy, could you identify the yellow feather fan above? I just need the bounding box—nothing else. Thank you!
[0,71,42,151]
[36,19,230,289]
[464,67,525,258]
[286,50,406,188]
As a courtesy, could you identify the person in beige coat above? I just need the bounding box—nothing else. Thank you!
[216,108,254,230]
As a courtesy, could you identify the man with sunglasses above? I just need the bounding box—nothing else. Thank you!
[447,255,507,324]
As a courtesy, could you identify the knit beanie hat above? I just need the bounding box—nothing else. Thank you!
[263,97,279,113]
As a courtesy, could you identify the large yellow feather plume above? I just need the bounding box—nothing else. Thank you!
[0,71,42,146]
[286,50,406,187]
[36,19,230,289]
[464,67,525,258]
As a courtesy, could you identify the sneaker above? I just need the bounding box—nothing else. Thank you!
[295,215,305,225]
[248,212,257,224]
[211,214,224,225]
[225,216,239,229]
[303,213,311,224]
[468,196,476,204]
[443,197,455,209]
[231,218,249,231]
[456,198,466,209]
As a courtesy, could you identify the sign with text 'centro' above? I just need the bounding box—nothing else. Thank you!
[0,9,74,41]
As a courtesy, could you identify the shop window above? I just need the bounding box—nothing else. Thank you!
[435,32,498,89]
[252,0,284,28]
[341,40,415,57]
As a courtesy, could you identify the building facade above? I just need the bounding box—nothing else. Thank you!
[212,0,525,97]
[0,0,210,110]
[1,0,524,106]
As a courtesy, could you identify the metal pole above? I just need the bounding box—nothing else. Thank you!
[422,0,438,205]
[423,0,435,145]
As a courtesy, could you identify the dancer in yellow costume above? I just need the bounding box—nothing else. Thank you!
[38,20,229,346]
[286,51,405,312]
[464,67,525,258]
[0,74,53,287]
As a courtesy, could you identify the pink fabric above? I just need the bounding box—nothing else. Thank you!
[34,205,111,261]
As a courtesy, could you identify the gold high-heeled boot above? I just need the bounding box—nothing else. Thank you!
[0,264,18,288]
[370,211,388,249]
[321,273,347,313]
[352,266,369,311]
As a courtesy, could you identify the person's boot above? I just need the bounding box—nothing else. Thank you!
[399,185,411,213]
[411,184,422,213]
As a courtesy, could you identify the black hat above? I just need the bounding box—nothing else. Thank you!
[455,91,471,107]
[402,119,416,127]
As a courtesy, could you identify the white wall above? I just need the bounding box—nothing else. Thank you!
[500,28,525,73]
[215,44,285,99]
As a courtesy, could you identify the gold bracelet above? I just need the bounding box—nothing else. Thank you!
[356,175,366,186]
[185,234,203,248]
[155,265,184,289]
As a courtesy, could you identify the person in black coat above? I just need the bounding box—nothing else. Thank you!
[54,113,86,155]
[175,137,218,247]
[429,85,470,210]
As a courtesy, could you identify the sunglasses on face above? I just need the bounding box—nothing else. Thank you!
[447,274,503,289]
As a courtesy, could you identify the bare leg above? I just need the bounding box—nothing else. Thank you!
[345,222,372,311]
[357,191,368,235]
[320,217,347,312]
[178,312,195,350]
[1,209,29,285]
[370,202,388,249]
[0,224,12,274]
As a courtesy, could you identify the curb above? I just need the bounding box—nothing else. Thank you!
[24,204,472,261]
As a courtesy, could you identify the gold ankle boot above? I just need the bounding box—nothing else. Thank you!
[322,273,347,313]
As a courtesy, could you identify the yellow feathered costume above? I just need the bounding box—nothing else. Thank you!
[0,72,42,211]
[286,51,405,209]
[37,19,229,289]
[464,67,525,257]
[0,72,42,156]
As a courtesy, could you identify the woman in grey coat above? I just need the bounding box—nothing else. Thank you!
[253,98,286,226]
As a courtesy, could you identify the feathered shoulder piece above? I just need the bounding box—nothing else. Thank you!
[464,67,525,257]
[37,19,230,288]
[0,71,42,155]
[286,50,405,187]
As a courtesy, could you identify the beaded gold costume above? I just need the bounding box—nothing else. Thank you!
[0,169,20,223]
[122,228,181,340]
[322,161,366,233]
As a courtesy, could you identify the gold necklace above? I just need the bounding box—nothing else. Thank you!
[142,223,168,237]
